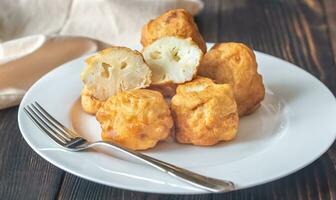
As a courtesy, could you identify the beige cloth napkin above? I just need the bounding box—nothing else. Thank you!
[0,0,203,110]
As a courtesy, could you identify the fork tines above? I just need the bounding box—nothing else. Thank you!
[24,102,78,146]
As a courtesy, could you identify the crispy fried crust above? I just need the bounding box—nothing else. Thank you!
[96,89,173,150]
[81,87,104,115]
[148,82,177,97]
[141,9,206,53]
[198,42,265,116]
[171,77,239,146]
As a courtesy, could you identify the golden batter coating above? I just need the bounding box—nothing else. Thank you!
[141,9,206,53]
[198,42,265,116]
[96,89,173,150]
[148,82,177,97]
[81,87,104,115]
[171,77,239,146]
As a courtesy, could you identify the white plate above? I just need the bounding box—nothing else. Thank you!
[18,43,336,194]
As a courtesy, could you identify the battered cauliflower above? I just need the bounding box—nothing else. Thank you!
[142,36,203,96]
[198,42,265,116]
[148,83,177,97]
[171,77,239,146]
[96,89,173,150]
[141,9,207,53]
[80,47,152,101]
[81,86,104,115]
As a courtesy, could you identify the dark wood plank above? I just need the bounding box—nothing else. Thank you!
[0,108,64,199]
[57,174,148,200]
[195,0,220,42]
[323,0,336,64]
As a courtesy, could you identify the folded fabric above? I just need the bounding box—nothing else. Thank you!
[0,35,46,64]
[0,0,203,110]
[0,89,25,110]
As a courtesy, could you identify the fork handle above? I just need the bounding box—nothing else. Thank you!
[90,141,235,192]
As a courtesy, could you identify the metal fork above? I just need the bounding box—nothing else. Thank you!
[24,101,235,193]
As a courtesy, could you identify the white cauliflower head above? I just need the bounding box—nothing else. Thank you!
[143,36,203,85]
[80,47,152,101]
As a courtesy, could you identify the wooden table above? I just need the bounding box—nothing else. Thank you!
[1,0,335,199]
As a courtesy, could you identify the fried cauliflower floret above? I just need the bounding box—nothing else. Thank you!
[81,86,104,115]
[96,89,173,150]
[198,42,265,116]
[148,83,177,97]
[80,47,152,101]
[171,77,239,146]
[141,9,206,53]
[143,37,203,86]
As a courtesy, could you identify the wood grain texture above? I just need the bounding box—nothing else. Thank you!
[0,108,64,199]
[0,0,335,199]
[323,0,336,64]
